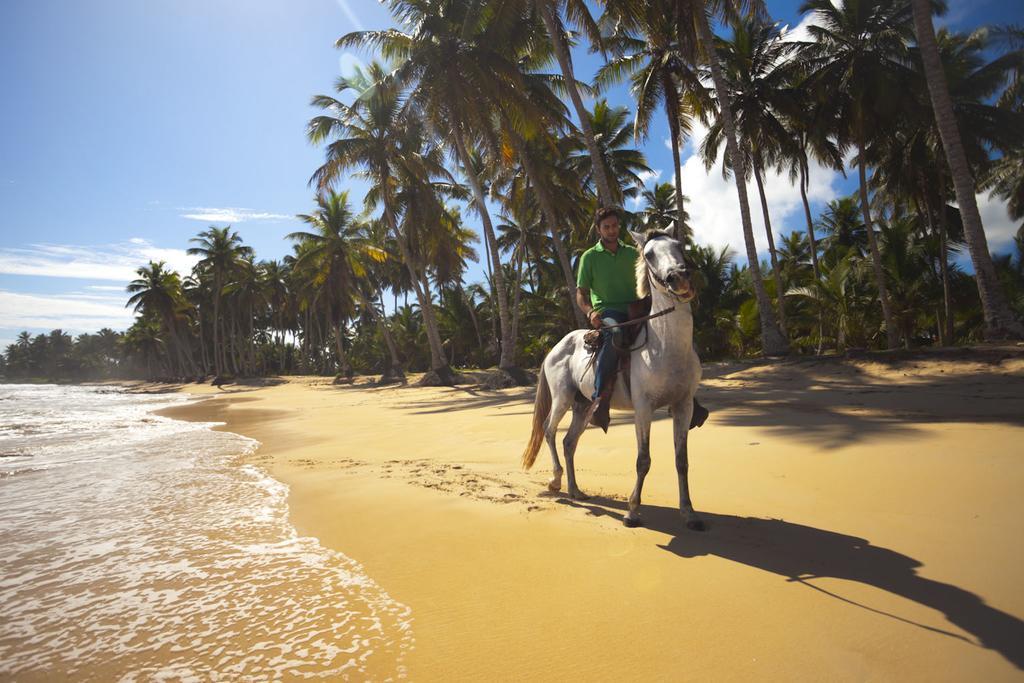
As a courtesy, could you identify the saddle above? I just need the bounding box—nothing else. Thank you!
[583,297,652,432]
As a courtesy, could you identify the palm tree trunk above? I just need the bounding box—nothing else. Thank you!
[753,159,788,338]
[384,206,454,381]
[855,131,899,349]
[464,287,483,349]
[212,281,223,376]
[511,247,525,347]
[917,174,955,346]
[453,130,517,371]
[799,159,824,354]
[799,158,821,281]
[539,0,615,207]
[228,315,241,375]
[365,291,405,383]
[937,201,955,344]
[692,2,787,356]
[912,0,1023,339]
[334,319,352,380]
[511,135,587,326]
[664,73,687,242]
[198,313,210,375]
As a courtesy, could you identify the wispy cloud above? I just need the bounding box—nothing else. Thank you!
[0,240,198,282]
[637,169,662,186]
[178,206,293,223]
[0,290,135,332]
[779,9,825,44]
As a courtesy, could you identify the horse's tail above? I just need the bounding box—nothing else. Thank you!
[521,363,551,471]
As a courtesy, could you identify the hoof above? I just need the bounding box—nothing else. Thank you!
[569,490,590,501]
[623,515,643,528]
[547,476,562,493]
[685,516,706,532]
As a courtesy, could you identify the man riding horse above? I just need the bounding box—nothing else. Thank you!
[576,206,709,431]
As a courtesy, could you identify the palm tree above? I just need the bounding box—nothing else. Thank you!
[639,182,692,241]
[818,196,869,257]
[678,0,788,356]
[126,261,198,376]
[493,62,589,326]
[597,0,703,239]
[289,191,385,381]
[700,16,804,338]
[339,1,546,379]
[911,0,1024,338]
[564,99,653,210]
[187,226,253,377]
[799,0,920,349]
[260,259,290,373]
[308,60,457,383]
[537,0,617,206]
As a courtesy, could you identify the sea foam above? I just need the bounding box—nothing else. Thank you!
[0,384,412,679]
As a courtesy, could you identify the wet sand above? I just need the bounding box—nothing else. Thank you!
[159,347,1024,680]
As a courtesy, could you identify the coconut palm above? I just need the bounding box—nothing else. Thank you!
[565,99,653,209]
[675,0,788,355]
[338,1,548,379]
[126,261,198,376]
[308,60,457,383]
[597,0,703,239]
[187,226,253,376]
[536,0,617,206]
[639,182,692,242]
[799,0,922,348]
[911,0,1023,338]
[699,16,805,338]
[289,191,386,381]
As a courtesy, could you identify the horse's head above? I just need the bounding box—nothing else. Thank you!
[630,229,697,303]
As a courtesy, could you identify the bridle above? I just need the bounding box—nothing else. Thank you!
[642,235,696,303]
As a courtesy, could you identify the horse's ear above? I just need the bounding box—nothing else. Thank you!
[628,230,646,249]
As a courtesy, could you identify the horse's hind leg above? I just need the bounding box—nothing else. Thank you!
[544,391,573,492]
[562,399,591,500]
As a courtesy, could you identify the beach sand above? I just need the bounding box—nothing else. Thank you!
[159,347,1024,680]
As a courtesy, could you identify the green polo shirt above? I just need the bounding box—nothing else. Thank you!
[576,240,640,313]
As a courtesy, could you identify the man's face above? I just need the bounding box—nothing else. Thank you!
[597,215,620,244]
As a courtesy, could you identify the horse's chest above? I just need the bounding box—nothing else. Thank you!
[629,364,690,408]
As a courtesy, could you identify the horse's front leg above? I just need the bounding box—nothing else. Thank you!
[673,397,705,531]
[624,401,653,527]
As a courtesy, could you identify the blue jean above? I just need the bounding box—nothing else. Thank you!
[593,309,629,399]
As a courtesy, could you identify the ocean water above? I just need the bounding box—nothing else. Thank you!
[0,384,412,681]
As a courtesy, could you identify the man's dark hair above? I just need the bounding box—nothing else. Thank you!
[593,206,621,228]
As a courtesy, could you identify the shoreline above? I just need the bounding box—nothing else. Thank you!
[153,353,1024,679]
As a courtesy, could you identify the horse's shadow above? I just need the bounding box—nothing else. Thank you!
[558,496,1024,669]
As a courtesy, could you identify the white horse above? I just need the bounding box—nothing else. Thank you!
[521,229,705,530]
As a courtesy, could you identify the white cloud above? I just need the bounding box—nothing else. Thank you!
[637,168,662,186]
[678,121,843,255]
[0,290,135,332]
[0,240,198,282]
[779,8,826,44]
[179,207,292,223]
[972,193,1020,253]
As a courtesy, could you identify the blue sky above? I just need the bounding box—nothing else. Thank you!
[1,0,1021,350]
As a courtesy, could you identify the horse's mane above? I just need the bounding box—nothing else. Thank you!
[634,229,671,299]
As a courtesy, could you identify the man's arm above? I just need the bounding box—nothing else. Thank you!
[576,287,602,329]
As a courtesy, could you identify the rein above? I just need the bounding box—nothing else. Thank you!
[599,306,676,330]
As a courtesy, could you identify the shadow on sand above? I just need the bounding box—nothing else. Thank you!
[558,496,1024,669]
